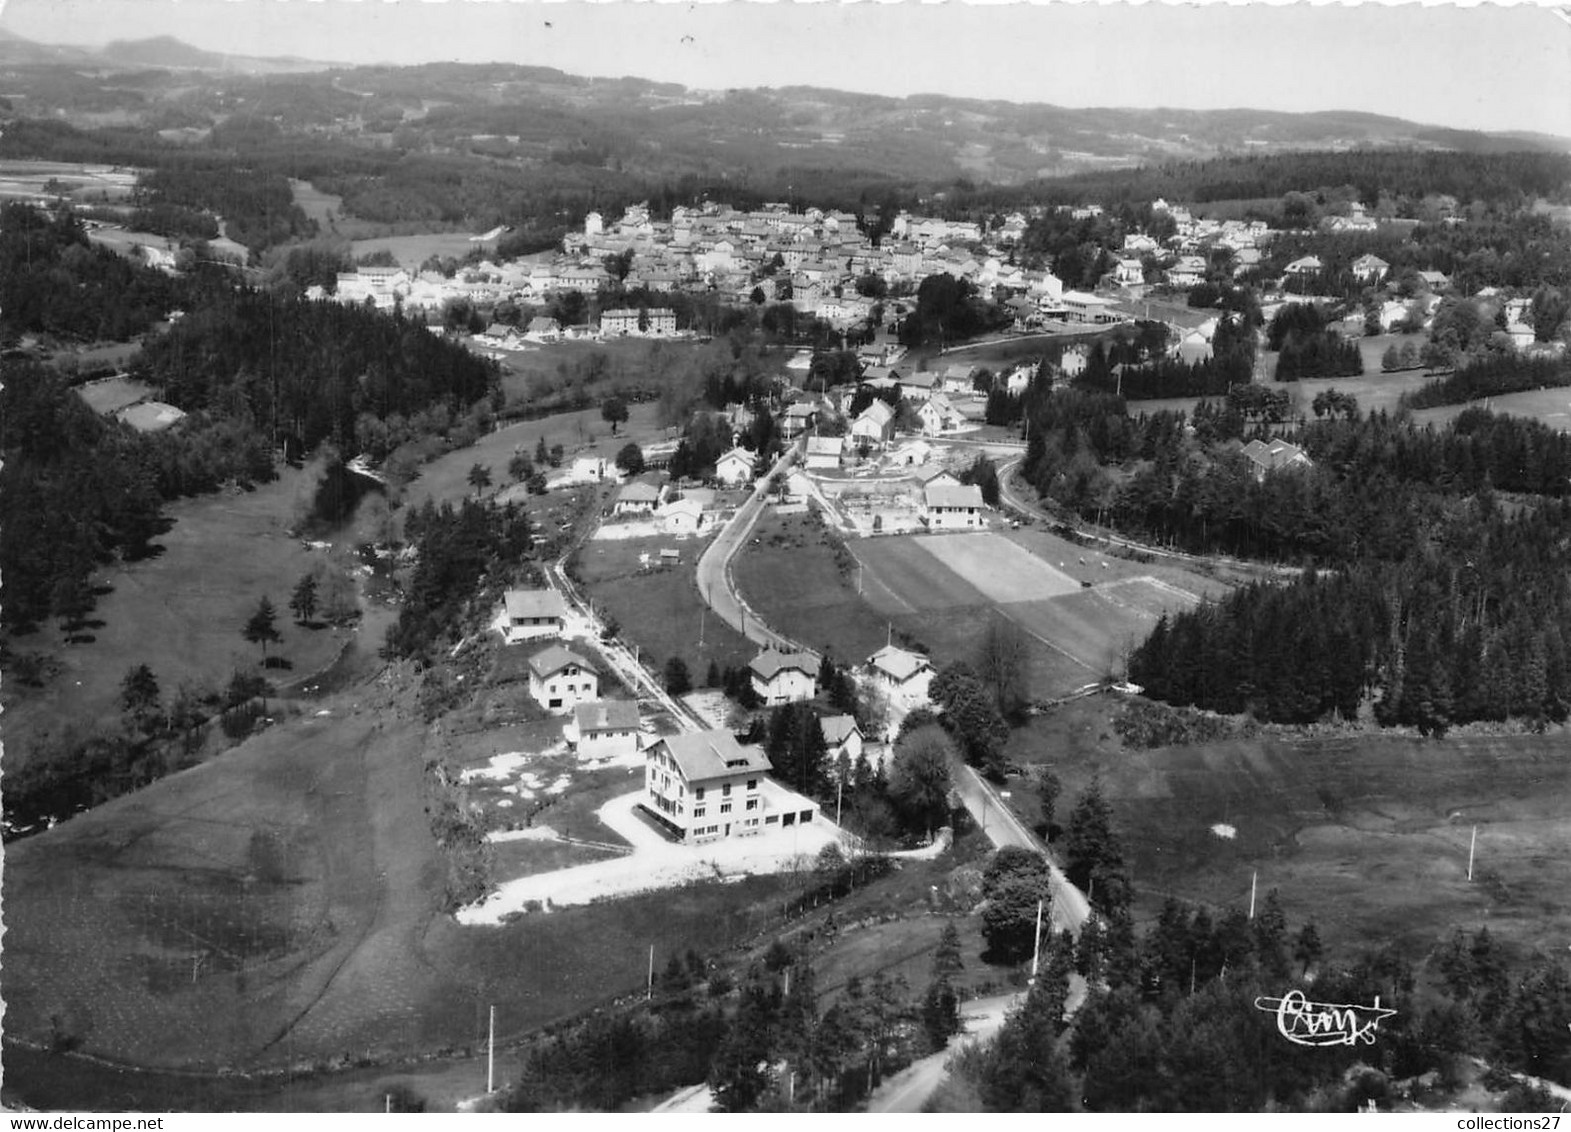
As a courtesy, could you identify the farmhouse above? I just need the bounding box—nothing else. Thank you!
[528,645,600,714]
[502,589,566,643]
[658,496,706,534]
[924,482,985,530]
[805,435,846,470]
[749,649,818,705]
[642,729,818,843]
[1241,438,1313,482]
[866,645,935,705]
[613,481,662,515]
[568,700,642,761]
[715,447,755,486]
[851,399,896,447]
[820,714,864,767]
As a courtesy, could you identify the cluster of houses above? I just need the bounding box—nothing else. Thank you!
[323,198,1124,337]
[495,584,944,845]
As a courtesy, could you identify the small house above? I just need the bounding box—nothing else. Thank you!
[866,645,935,705]
[715,447,756,487]
[820,714,864,768]
[528,645,600,714]
[569,700,641,761]
[924,482,984,531]
[749,649,818,706]
[614,481,662,515]
[502,589,566,643]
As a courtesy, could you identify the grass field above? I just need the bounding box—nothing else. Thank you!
[915,532,1082,603]
[289,178,344,233]
[402,402,670,511]
[2,675,802,1084]
[1000,698,1571,970]
[3,465,358,773]
[76,374,154,415]
[848,531,1213,695]
[577,532,757,687]
[348,231,500,270]
[1413,386,1571,433]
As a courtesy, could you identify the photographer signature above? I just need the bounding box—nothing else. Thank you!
[1253,989,1397,1047]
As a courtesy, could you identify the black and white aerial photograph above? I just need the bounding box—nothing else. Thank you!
[2,0,1570,1114]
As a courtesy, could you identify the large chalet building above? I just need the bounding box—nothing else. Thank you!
[642,730,818,843]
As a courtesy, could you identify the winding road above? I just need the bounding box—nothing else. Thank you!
[693,442,816,658]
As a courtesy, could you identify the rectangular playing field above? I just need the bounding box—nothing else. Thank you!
[912,532,1083,603]
[847,536,991,614]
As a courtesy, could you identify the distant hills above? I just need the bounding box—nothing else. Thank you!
[0,29,336,74]
[0,30,1566,185]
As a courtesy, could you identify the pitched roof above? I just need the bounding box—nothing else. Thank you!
[806,435,845,457]
[573,699,641,732]
[749,649,817,681]
[654,730,772,781]
[911,463,956,485]
[504,589,565,621]
[926,483,984,509]
[857,399,894,425]
[868,645,932,682]
[819,714,862,746]
[528,644,597,679]
[617,481,660,504]
[717,447,754,467]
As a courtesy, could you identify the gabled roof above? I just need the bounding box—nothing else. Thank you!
[868,645,932,682]
[505,589,566,621]
[617,481,661,504]
[653,730,772,782]
[717,446,754,468]
[749,649,817,681]
[911,463,956,485]
[857,399,895,425]
[806,435,845,457]
[926,483,984,509]
[529,645,597,679]
[574,699,641,732]
[901,371,941,390]
[820,714,862,746]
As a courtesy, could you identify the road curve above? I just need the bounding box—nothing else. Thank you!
[693,443,817,659]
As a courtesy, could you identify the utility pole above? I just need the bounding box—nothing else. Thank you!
[1029,899,1044,985]
[1468,825,1477,882]
[487,1005,495,1094]
[647,943,655,1000]
[1249,870,1258,921]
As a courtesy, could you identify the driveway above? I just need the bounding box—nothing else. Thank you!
[457,790,844,924]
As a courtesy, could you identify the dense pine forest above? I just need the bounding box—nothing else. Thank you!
[1019,381,1571,729]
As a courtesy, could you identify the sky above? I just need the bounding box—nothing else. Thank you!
[3,0,1570,138]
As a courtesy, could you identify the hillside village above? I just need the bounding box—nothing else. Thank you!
[5,17,1571,1116]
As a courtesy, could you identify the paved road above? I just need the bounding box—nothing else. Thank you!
[546,552,708,732]
[866,990,1020,1112]
[951,762,1091,936]
[693,443,814,658]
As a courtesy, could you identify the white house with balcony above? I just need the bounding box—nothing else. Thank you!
[528,645,600,714]
[749,649,818,705]
[866,645,935,706]
[642,730,819,842]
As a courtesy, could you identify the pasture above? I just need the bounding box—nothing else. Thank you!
[1003,698,1571,969]
[3,464,358,774]
[2,679,801,1086]
[577,532,757,685]
[348,231,500,270]
[401,401,670,510]
[289,178,344,233]
[848,531,1212,696]
[75,374,154,415]
[1412,386,1571,433]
